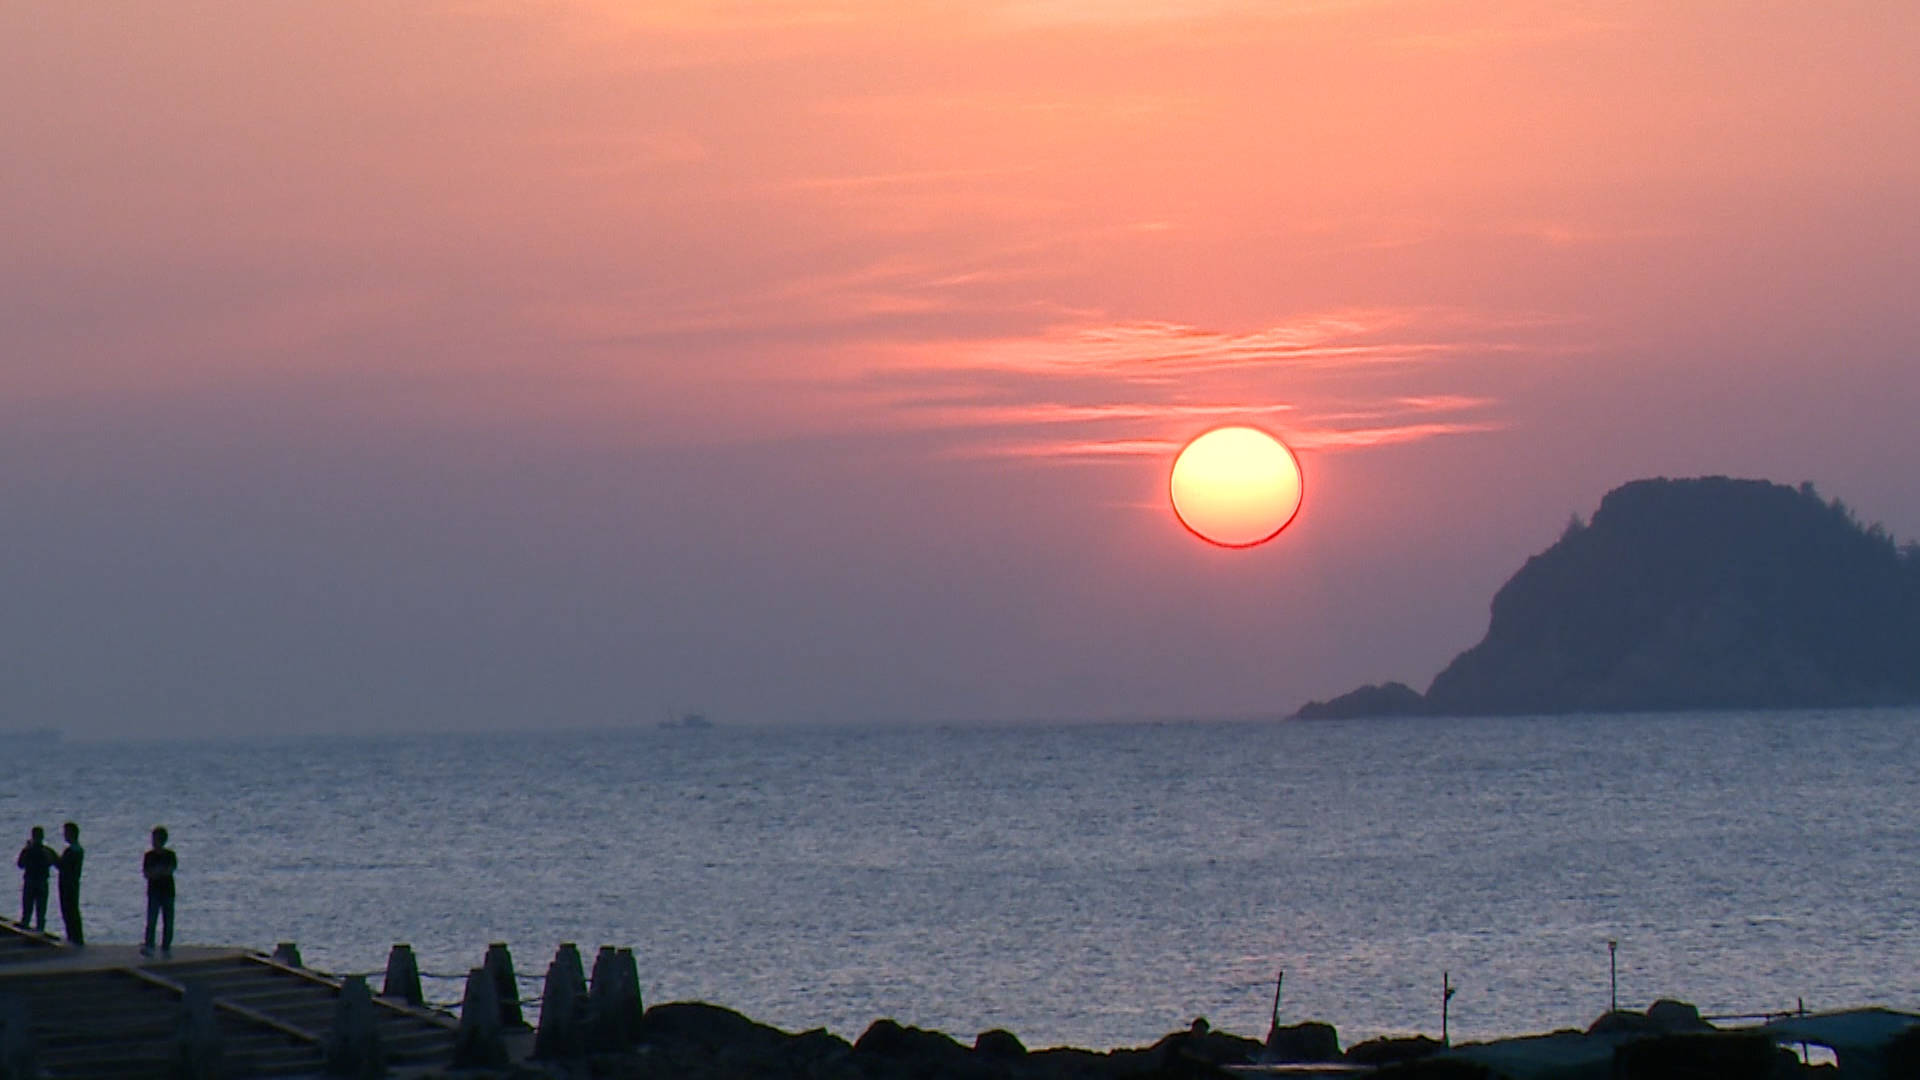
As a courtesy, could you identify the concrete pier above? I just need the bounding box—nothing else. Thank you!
[0,918,670,1077]
[0,918,460,1078]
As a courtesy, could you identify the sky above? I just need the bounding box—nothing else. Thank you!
[6,1,1919,736]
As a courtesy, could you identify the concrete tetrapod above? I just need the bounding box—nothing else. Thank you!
[0,994,34,1080]
[324,975,386,1079]
[171,983,224,1080]
[452,968,508,1069]
[482,943,527,1030]
[586,946,645,1052]
[533,944,588,1062]
[380,945,423,1008]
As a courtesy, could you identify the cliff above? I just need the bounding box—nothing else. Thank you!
[1296,477,1920,718]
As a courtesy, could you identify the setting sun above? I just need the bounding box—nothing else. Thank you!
[1169,427,1304,548]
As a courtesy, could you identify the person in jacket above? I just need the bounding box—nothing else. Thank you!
[142,826,178,956]
[15,826,57,932]
[56,821,84,945]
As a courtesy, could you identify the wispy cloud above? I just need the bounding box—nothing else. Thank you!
[511,298,1540,460]
[911,314,1497,379]
[850,310,1540,463]
[958,416,1504,462]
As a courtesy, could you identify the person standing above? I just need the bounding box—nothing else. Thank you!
[56,821,84,946]
[15,827,57,931]
[141,826,177,956]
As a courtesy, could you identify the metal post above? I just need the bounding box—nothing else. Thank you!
[1798,996,1808,1063]
[1608,940,1618,1013]
[1442,972,1455,1046]
[1268,970,1284,1040]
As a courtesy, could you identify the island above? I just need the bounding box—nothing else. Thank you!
[1296,476,1920,718]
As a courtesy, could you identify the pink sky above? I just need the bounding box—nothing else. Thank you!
[6,2,1919,732]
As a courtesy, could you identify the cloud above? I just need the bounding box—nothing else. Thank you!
[846,309,1529,463]
[903,314,1487,378]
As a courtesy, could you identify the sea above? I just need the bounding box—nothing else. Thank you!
[4,710,1919,1050]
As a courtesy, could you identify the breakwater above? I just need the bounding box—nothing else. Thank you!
[4,920,1914,1079]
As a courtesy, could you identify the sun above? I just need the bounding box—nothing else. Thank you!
[1169,426,1304,548]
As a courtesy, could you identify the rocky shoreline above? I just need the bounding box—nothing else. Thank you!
[419,996,1913,1079]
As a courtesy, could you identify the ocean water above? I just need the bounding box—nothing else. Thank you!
[4,711,1920,1050]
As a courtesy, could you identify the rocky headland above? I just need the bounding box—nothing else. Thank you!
[1297,476,1920,719]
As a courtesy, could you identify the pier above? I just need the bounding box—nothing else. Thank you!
[0,919,642,1078]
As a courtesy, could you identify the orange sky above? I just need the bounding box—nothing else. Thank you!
[5,2,1920,732]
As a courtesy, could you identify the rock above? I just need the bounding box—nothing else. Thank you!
[1587,1010,1663,1038]
[1028,1046,1122,1080]
[1586,999,1717,1041]
[1304,476,1920,717]
[633,1002,854,1080]
[1146,1026,1262,1069]
[1612,1032,1788,1079]
[1370,1059,1490,1079]
[430,1007,1294,1080]
[855,1018,969,1058]
[1885,1025,1920,1076]
[786,1027,857,1076]
[1644,999,1714,1034]
[1264,1020,1342,1063]
[1295,681,1428,720]
[636,1001,793,1054]
[1345,1035,1446,1066]
[854,1018,995,1079]
[974,1029,1026,1059]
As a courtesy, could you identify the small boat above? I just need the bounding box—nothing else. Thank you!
[658,712,713,731]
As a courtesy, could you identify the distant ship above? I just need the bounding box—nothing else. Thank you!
[658,712,713,731]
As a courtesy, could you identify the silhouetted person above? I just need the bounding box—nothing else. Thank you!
[56,821,84,946]
[142,826,177,956]
[15,826,56,931]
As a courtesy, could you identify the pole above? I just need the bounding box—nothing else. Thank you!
[1442,971,1455,1046]
[1269,970,1284,1039]
[1798,996,1808,1063]
[1608,941,1618,1013]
